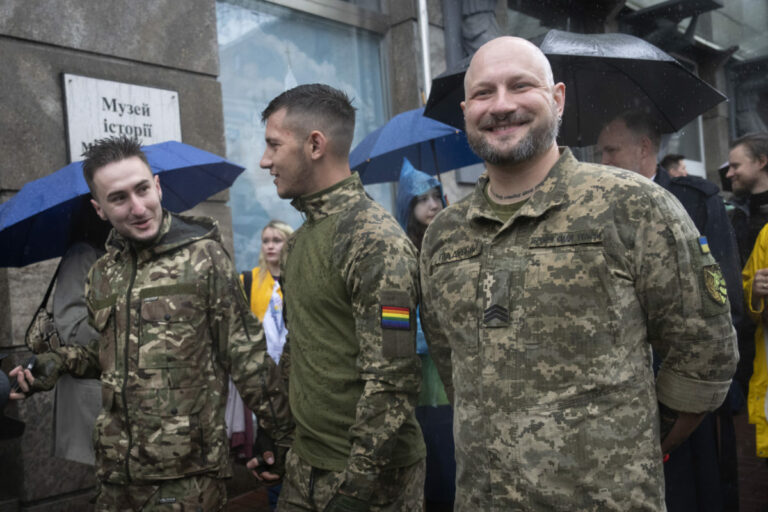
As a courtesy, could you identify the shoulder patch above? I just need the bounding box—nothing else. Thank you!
[703,264,727,306]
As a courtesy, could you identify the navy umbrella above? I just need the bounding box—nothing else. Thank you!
[0,140,245,267]
[424,30,727,147]
[350,108,482,185]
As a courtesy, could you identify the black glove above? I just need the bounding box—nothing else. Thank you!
[251,429,287,479]
[323,492,370,512]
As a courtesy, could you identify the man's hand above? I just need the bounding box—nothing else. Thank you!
[752,268,768,309]
[659,402,706,455]
[323,492,370,512]
[8,365,35,400]
[245,452,281,484]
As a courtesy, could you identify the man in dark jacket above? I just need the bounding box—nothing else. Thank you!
[599,110,745,512]
[726,132,768,266]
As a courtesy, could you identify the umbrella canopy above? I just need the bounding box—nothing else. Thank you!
[424,30,727,147]
[0,140,245,267]
[349,108,482,185]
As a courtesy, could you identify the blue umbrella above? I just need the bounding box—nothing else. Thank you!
[0,140,245,267]
[350,108,482,185]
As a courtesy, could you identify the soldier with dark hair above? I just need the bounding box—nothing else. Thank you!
[256,83,426,511]
[420,36,738,510]
[10,135,290,511]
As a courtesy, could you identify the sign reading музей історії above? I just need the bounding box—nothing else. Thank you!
[63,73,182,162]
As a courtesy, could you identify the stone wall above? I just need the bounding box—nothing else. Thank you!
[0,1,227,509]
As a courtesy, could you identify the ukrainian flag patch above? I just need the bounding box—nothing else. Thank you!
[699,236,710,254]
[381,305,410,330]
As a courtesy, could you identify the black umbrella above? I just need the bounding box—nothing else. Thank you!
[424,30,727,147]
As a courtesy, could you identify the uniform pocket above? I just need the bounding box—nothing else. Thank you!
[131,385,208,479]
[523,245,619,391]
[139,294,203,369]
[92,303,117,372]
[92,384,128,482]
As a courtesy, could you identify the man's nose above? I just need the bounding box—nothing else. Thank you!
[129,195,146,215]
[489,88,517,116]
[259,152,271,169]
[725,166,735,178]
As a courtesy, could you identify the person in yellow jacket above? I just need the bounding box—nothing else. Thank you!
[242,220,294,362]
[742,222,768,457]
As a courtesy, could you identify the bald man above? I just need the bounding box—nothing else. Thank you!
[419,36,738,510]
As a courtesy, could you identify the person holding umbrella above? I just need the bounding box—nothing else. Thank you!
[9,136,291,510]
[419,36,738,510]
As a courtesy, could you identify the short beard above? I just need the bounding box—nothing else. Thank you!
[468,102,560,166]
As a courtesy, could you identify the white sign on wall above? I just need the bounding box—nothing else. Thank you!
[63,73,182,162]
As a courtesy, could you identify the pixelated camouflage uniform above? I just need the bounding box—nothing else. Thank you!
[420,148,738,511]
[279,173,425,508]
[31,211,290,490]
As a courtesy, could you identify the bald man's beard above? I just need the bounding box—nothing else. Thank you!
[467,101,560,166]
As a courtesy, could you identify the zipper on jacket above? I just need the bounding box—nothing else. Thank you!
[123,248,137,482]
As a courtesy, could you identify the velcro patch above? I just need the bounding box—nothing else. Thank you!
[381,305,410,330]
[699,236,711,254]
[703,264,727,305]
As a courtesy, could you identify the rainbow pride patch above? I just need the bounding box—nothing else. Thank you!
[381,305,410,330]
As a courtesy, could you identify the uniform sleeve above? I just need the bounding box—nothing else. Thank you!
[418,226,454,404]
[742,225,768,320]
[635,187,738,413]
[338,220,421,499]
[204,241,293,445]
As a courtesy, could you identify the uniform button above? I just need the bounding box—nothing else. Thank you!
[164,314,171,321]
[171,407,178,415]
[133,317,139,326]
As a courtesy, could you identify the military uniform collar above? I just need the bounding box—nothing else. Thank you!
[291,173,364,222]
[105,210,217,263]
[466,147,574,225]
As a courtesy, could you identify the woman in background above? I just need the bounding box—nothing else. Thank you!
[396,159,455,512]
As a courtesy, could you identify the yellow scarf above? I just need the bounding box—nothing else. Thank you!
[241,267,282,321]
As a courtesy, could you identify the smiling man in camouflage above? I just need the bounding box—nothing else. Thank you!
[419,36,738,510]
[11,136,290,511]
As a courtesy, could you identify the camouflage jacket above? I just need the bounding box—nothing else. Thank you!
[420,149,738,511]
[283,173,425,500]
[34,211,288,484]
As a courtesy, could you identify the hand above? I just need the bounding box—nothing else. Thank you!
[753,268,768,299]
[8,365,34,400]
[323,492,370,512]
[245,451,281,484]
[659,403,706,455]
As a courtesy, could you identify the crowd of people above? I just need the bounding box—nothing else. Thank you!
[6,34,768,511]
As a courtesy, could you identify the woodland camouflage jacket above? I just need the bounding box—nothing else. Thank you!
[34,211,288,484]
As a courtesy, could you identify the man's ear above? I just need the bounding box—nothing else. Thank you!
[154,174,162,201]
[90,198,107,221]
[307,130,327,160]
[553,82,566,116]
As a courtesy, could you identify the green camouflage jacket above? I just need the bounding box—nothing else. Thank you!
[33,211,288,484]
[420,149,738,511]
[283,173,425,500]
